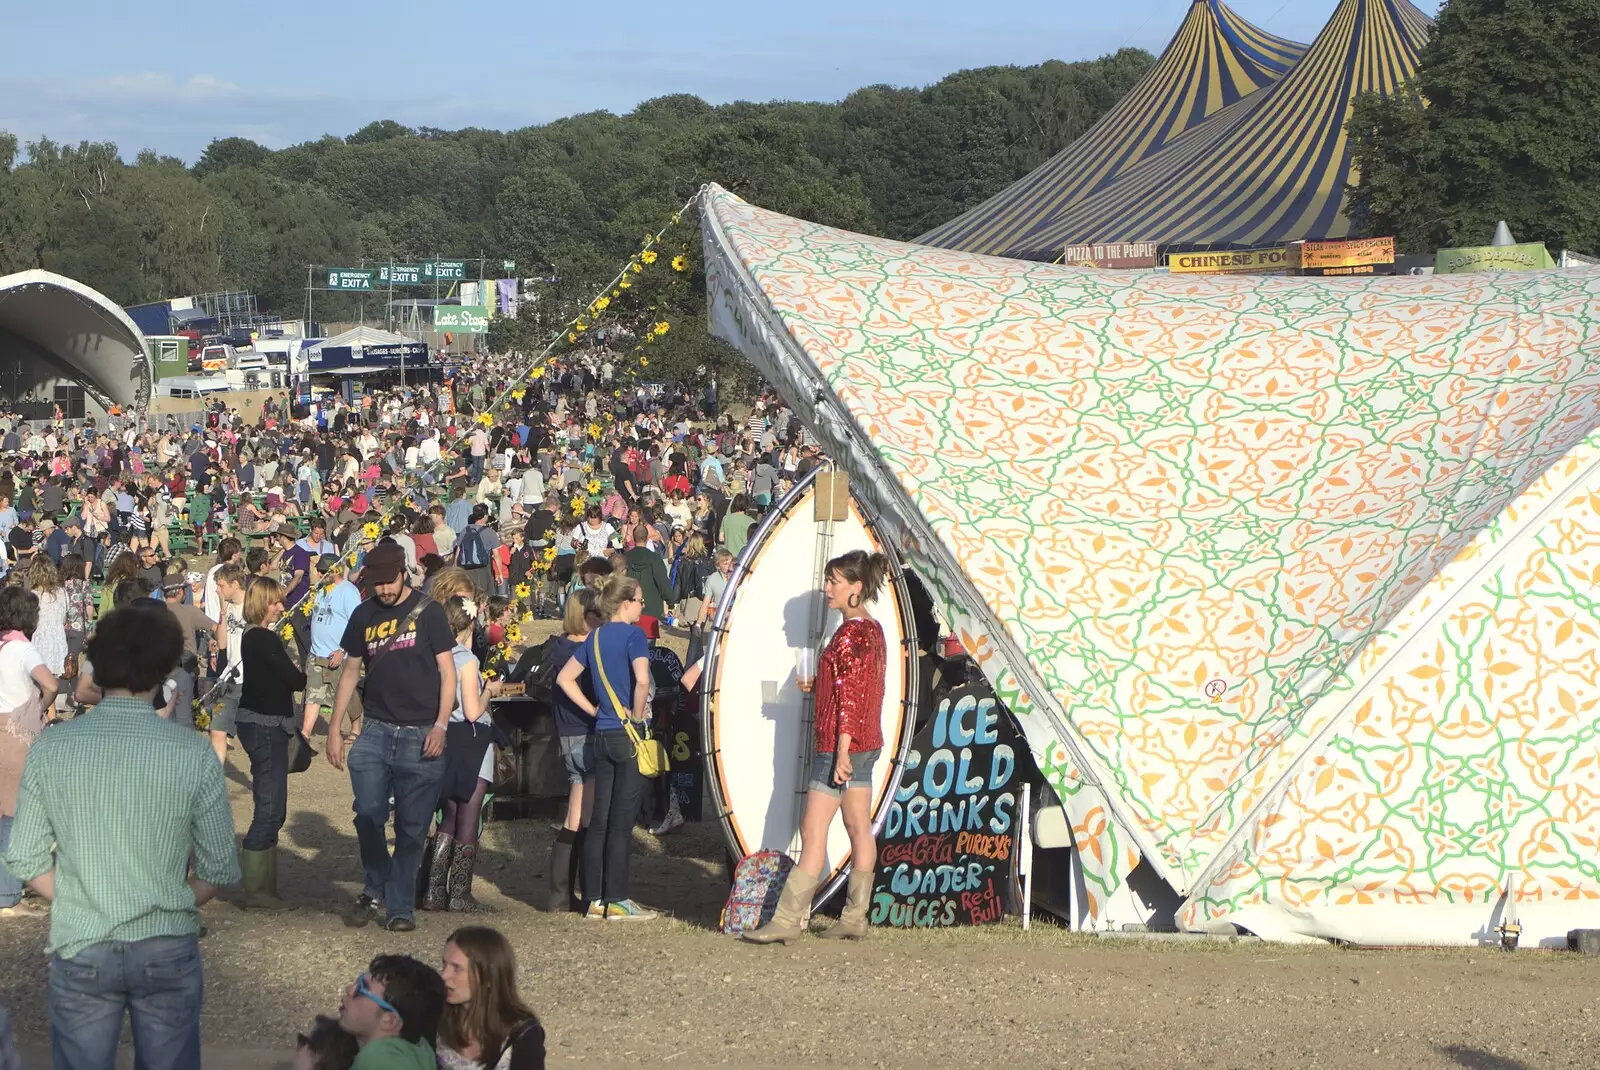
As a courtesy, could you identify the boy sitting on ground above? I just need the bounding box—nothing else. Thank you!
[338,954,446,1070]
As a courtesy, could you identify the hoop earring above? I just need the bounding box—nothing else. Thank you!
[847,593,861,609]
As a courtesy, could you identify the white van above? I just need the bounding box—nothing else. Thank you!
[156,376,233,401]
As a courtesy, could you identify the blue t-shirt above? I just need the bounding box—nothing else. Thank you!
[546,635,590,737]
[572,622,649,731]
[310,579,364,658]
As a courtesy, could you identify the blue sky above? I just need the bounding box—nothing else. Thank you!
[3,0,1445,163]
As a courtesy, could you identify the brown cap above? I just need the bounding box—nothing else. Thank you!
[360,541,406,585]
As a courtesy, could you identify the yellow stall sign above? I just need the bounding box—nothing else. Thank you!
[1168,247,1300,275]
[1300,237,1396,271]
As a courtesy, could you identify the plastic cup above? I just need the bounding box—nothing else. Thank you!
[795,648,815,689]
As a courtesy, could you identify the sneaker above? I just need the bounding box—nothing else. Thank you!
[605,899,660,921]
[385,916,417,933]
[343,894,379,929]
[650,810,685,837]
[584,900,606,920]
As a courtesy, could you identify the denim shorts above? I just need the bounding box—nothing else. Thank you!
[560,733,595,785]
[809,748,880,796]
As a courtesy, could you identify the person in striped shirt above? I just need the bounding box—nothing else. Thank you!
[4,601,240,1070]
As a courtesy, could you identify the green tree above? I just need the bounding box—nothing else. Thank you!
[1348,0,1600,254]
[0,43,1150,336]
[193,136,271,178]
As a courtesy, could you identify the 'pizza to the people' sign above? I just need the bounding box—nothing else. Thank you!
[872,679,1022,928]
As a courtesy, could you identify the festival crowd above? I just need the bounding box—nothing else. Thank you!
[0,349,848,1069]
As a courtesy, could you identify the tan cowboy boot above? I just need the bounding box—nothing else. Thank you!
[818,867,874,939]
[741,867,818,945]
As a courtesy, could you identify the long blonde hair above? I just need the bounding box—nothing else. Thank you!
[26,555,60,596]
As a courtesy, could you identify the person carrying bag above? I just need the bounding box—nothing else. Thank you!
[554,575,661,921]
[233,577,308,911]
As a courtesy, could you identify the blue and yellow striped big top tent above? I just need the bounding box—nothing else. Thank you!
[919,0,1432,258]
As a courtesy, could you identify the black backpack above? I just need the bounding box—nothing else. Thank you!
[507,635,563,704]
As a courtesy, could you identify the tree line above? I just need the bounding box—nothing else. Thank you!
[0,0,1593,389]
[0,48,1151,383]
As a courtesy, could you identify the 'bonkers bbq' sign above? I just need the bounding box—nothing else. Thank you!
[872,679,1023,928]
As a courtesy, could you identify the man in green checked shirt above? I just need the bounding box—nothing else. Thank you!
[4,602,240,1070]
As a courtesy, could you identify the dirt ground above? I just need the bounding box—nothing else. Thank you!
[4,753,1599,1069]
[1,621,1598,1067]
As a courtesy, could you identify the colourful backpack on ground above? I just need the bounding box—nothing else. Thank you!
[720,850,796,935]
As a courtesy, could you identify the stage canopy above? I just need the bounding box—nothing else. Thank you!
[918,0,1306,258]
[0,269,152,411]
[921,0,1432,258]
[702,184,1600,945]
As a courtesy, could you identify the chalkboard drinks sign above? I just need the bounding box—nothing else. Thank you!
[872,677,1023,928]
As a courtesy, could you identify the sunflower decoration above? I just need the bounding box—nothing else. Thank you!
[566,332,577,343]
[530,366,545,379]
[362,522,381,540]
[640,357,650,368]
[629,261,642,275]
[505,623,522,646]
[587,423,602,439]
[279,621,295,642]
[618,278,632,290]
[482,667,498,681]
[586,479,601,495]
[641,250,658,265]
[475,412,494,427]
[671,255,688,272]
[571,498,585,516]
[653,321,671,337]
[514,582,532,600]
[510,388,526,400]
[542,545,558,562]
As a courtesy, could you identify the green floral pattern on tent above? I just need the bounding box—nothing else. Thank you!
[701,185,1600,921]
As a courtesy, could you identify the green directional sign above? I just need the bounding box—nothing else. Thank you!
[379,263,424,286]
[326,268,375,291]
[423,259,467,281]
[434,305,489,334]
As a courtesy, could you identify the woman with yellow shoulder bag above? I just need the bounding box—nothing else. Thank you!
[555,574,661,921]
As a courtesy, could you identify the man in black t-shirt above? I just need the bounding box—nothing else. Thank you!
[6,518,35,569]
[327,541,456,933]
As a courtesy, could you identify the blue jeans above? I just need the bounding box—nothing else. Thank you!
[0,815,20,907]
[236,721,288,851]
[49,934,203,1070]
[347,720,444,922]
[582,730,646,904]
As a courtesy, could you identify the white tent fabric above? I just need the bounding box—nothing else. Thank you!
[303,326,416,356]
[0,269,152,409]
[700,183,1600,945]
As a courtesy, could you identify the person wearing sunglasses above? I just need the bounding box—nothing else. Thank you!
[337,954,446,1070]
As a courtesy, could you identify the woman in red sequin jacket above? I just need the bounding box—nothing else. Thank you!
[744,548,890,944]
